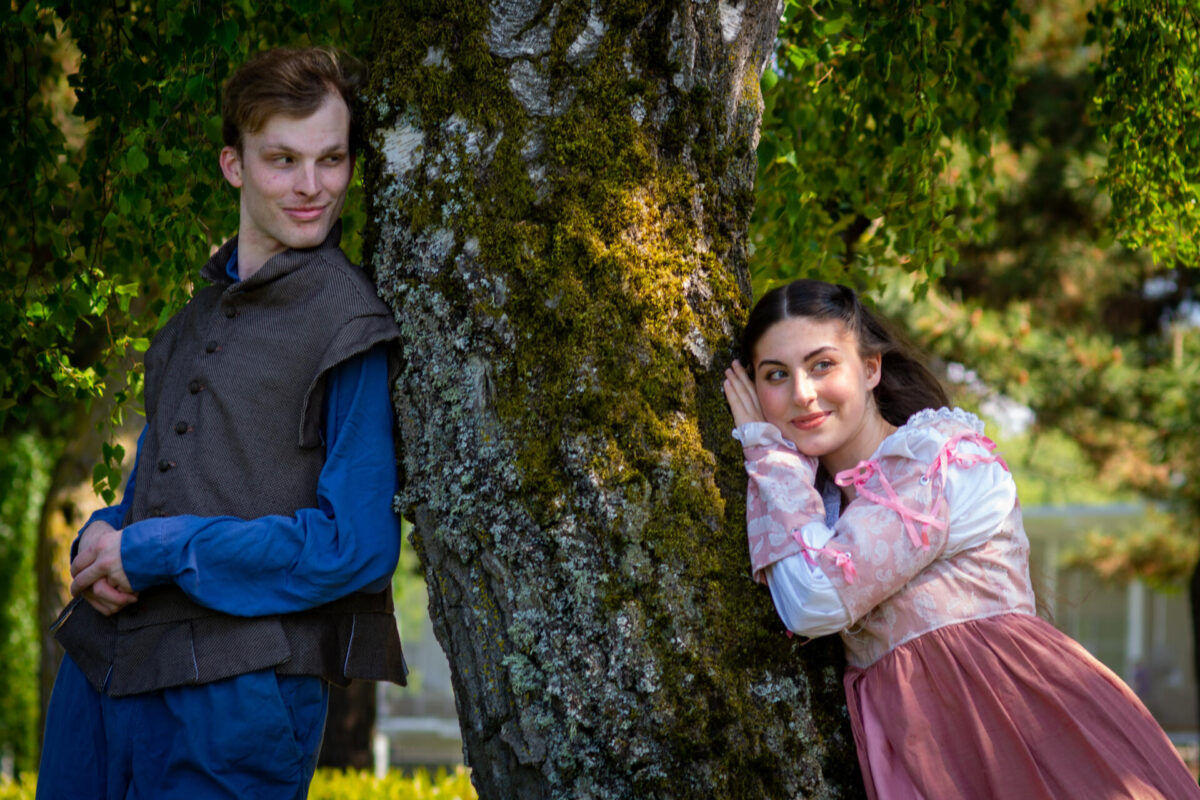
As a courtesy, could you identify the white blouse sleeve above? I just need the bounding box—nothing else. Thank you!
[763,523,852,637]
[941,447,1017,556]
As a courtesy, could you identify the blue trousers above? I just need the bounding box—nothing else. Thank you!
[37,655,329,800]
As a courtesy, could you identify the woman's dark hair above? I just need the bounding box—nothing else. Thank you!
[740,279,948,427]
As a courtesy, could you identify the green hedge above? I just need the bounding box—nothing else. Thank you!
[0,767,476,799]
[309,767,476,799]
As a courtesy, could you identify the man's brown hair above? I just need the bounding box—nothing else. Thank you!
[222,46,366,154]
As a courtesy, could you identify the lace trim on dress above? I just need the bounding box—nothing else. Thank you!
[904,406,986,433]
[732,421,798,450]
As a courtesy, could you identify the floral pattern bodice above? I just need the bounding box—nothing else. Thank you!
[738,407,1036,668]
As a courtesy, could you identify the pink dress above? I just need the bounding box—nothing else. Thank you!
[737,408,1199,799]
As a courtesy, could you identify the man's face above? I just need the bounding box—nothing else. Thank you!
[219,92,353,274]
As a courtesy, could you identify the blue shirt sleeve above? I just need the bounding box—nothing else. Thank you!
[119,344,402,616]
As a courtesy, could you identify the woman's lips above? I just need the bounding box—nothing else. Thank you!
[791,412,828,430]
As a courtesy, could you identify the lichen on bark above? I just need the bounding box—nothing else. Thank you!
[364,2,863,797]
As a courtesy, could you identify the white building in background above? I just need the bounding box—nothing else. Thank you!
[374,608,464,774]
[1025,504,1196,738]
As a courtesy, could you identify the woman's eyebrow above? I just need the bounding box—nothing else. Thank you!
[803,345,838,360]
[756,346,838,371]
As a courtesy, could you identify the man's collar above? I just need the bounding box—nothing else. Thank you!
[201,236,240,285]
[200,221,344,287]
[225,247,240,282]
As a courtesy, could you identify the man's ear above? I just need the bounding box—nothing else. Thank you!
[219,146,244,189]
[865,353,883,390]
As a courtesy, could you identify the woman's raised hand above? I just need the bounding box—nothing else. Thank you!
[723,359,766,428]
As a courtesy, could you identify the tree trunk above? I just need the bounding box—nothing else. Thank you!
[364,2,862,797]
[35,406,130,737]
[318,682,377,770]
[35,443,72,746]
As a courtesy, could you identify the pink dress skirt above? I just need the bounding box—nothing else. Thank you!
[844,613,1200,799]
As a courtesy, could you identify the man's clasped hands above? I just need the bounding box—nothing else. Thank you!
[69,520,137,616]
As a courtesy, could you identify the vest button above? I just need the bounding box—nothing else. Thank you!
[224,305,237,318]
[189,380,202,394]
[205,340,219,353]
[174,421,189,434]
[157,459,173,472]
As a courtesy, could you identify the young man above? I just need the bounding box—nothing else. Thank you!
[38,47,407,799]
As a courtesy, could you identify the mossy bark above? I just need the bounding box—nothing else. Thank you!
[364,2,863,797]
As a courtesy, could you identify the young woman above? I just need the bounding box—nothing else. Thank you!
[723,279,1198,799]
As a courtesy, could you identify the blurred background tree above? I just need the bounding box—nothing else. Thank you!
[2,0,1198,781]
[753,0,1200,587]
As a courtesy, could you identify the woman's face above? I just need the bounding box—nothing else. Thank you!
[752,316,886,475]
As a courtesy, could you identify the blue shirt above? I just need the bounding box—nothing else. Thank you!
[80,252,401,616]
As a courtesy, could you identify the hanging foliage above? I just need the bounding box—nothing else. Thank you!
[2,0,383,499]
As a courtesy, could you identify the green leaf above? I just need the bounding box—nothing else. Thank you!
[823,17,848,36]
[124,145,150,174]
[185,73,208,103]
[216,20,239,53]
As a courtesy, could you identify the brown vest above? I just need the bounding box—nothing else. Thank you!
[54,226,408,696]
